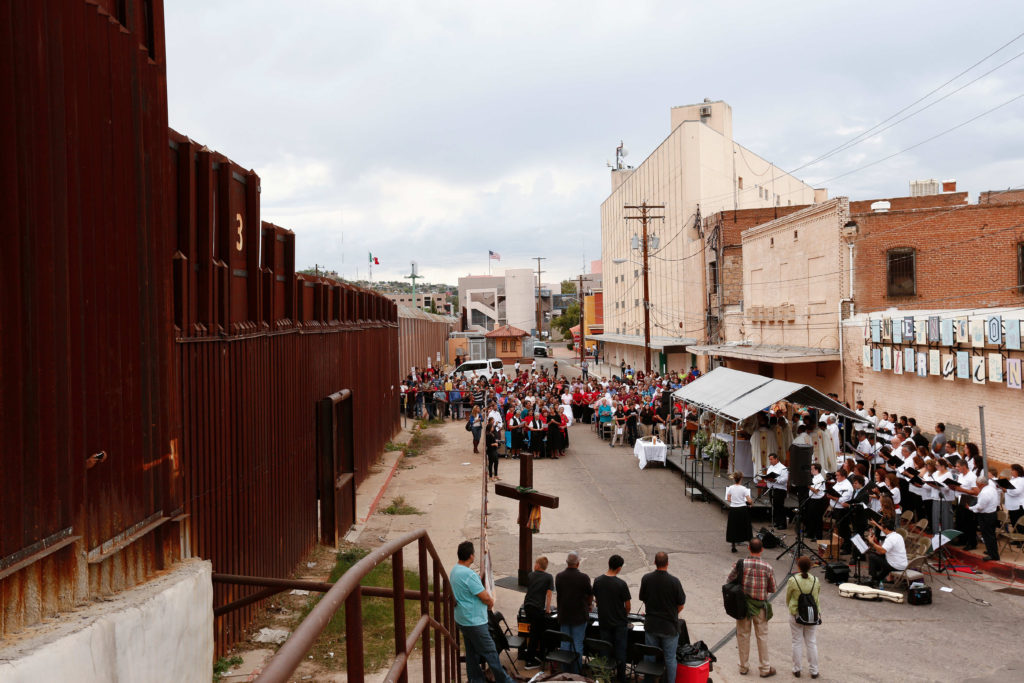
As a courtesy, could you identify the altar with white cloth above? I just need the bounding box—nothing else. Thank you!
[715,432,753,477]
[634,438,667,469]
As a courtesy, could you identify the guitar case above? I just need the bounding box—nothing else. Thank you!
[838,582,905,604]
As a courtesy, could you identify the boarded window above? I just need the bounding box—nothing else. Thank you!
[709,260,719,294]
[1018,243,1024,293]
[887,247,916,296]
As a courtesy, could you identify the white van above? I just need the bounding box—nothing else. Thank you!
[453,358,505,381]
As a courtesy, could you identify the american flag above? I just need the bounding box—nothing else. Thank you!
[489,250,501,261]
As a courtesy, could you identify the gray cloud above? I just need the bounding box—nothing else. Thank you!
[165,0,1024,285]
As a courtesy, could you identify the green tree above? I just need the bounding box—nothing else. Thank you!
[551,301,581,339]
[560,280,577,294]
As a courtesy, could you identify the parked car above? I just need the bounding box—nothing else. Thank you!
[453,358,505,380]
[532,342,549,357]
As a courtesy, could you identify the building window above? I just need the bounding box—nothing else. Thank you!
[793,230,798,240]
[770,237,774,248]
[1018,242,1024,293]
[634,269,639,278]
[887,247,916,296]
[738,176,744,189]
[502,339,508,352]
[635,299,639,308]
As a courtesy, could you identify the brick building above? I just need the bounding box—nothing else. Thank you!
[840,192,1024,466]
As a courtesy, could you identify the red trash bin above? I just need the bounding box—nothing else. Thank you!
[676,657,711,683]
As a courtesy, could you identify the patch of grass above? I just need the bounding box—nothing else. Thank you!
[213,655,243,682]
[299,547,424,672]
[380,496,422,515]
[384,441,406,452]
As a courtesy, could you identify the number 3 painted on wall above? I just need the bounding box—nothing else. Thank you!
[235,213,244,251]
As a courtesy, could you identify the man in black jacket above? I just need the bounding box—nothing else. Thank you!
[555,552,592,673]
[639,552,685,683]
[593,554,631,682]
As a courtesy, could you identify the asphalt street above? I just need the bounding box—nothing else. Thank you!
[484,415,1024,682]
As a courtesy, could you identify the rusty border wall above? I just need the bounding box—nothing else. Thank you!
[398,305,458,376]
[2,0,401,650]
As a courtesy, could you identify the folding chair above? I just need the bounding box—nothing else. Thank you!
[492,611,525,651]
[912,518,928,534]
[890,553,928,588]
[487,612,520,676]
[627,642,665,682]
[900,510,914,527]
[543,630,579,673]
[583,637,614,675]
[999,518,1024,557]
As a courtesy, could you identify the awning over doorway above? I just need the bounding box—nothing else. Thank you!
[672,366,866,423]
[685,343,840,364]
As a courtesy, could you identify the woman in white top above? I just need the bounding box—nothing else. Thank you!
[933,458,957,531]
[920,461,938,529]
[725,471,754,553]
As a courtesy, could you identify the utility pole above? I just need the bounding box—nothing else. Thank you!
[578,274,585,367]
[404,261,423,308]
[533,256,546,338]
[625,202,664,374]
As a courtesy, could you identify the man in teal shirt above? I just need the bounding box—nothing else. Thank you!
[451,541,514,683]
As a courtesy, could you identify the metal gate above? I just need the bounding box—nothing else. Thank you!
[317,389,356,547]
[469,337,486,360]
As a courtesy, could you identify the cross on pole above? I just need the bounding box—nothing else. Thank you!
[494,453,559,586]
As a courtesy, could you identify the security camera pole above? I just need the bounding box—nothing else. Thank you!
[625,202,664,374]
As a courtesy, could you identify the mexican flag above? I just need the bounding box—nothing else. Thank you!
[368,252,379,265]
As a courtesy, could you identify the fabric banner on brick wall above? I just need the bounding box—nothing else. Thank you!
[971,356,986,384]
[1007,359,1022,390]
[989,354,1003,383]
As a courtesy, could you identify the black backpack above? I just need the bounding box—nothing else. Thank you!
[794,576,821,625]
[722,559,747,619]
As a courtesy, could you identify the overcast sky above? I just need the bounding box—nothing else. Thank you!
[165,1,1024,287]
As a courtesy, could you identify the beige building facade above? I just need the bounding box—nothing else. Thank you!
[689,198,852,394]
[599,100,819,373]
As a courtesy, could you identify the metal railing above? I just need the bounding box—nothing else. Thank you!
[214,529,460,683]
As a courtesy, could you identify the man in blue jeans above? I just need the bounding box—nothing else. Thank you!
[555,552,593,673]
[639,551,686,683]
[450,541,514,683]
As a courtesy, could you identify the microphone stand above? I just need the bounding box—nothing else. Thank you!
[777,492,828,575]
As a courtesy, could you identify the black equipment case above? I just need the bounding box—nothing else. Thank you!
[907,585,932,605]
[825,562,850,584]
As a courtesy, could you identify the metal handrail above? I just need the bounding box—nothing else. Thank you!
[227,529,459,683]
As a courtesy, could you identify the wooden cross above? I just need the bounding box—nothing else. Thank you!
[494,453,559,586]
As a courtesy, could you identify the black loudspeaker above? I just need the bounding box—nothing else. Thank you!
[757,527,782,549]
[789,443,813,487]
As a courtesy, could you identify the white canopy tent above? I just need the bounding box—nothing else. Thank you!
[672,367,866,424]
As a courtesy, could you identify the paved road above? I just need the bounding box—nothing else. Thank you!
[485,420,1023,682]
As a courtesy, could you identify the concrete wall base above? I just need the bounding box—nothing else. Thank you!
[0,559,213,683]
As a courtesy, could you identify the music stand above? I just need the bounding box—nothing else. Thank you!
[777,493,827,573]
[929,529,962,577]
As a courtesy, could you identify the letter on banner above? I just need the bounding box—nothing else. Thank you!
[1008,359,1022,390]
[929,349,940,375]
[892,320,903,344]
[862,346,871,368]
[940,319,954,346]
[956,351,970,379]
[872,348,881,372]
[1007,320,1021,351]
[987,316,1002,345]
[904,348,915,374]
[883,346,892,370]
[917,352,927,377]
[904,317,915,341]
[894,350,903,375]
[871,319,881,343]
[942,354,955,381]
[988,354,1003,383]
[882,318,892,340]
[955,318,969,343]
[971,356,985,384]
[916,321,927,345]
[970,319,985,348]
[928,316,940,342]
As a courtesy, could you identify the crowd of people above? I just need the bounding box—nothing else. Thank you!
[452,540,821,681]
[734,400,1024,575]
